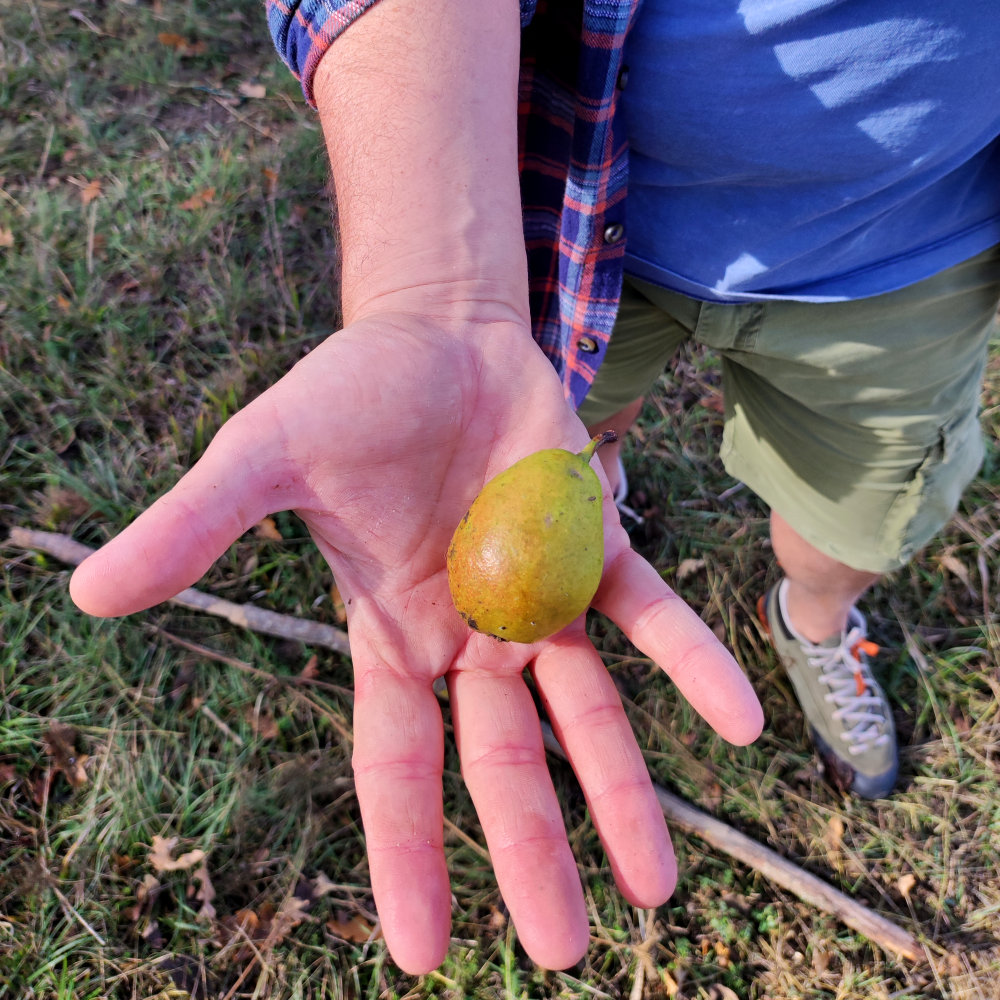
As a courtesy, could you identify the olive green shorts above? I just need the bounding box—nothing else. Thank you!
[578,246,1000,573]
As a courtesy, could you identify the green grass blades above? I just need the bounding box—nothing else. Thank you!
[2,2,1000,998]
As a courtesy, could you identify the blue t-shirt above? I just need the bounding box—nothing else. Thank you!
[622,0,1000,302]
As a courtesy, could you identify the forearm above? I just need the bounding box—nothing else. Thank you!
[313,0,529,328]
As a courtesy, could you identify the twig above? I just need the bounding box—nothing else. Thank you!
[8,526,925,961]
[152,627,354,697]
[539,722,923,961]
[7,527,351,657]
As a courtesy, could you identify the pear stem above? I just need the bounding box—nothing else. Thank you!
[578,429,618,462]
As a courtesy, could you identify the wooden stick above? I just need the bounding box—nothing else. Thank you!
[7,527,924,961]
[538,722,923,961]
[7,527,351,657]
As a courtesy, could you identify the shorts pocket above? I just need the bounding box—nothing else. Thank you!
[876,412,985,567]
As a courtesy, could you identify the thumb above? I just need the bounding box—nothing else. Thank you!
[70,419,293,617]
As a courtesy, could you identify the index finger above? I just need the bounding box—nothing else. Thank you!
[594,547,764,745]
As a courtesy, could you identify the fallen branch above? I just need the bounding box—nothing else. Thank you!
[7,526,924,961]
[7,527,351,657]
[539,722,922,961]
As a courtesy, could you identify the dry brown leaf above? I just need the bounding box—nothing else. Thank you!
[300,654,320,682]
[127,871,166,948]
[43,721,89,788]
[214,897,314,963]
[897,872,917,900]
[239,907,264,931]
[262,166,279,196]
[80,178,101,205]
[949,703,972,735]
[326,911,379,944]
[246,707,279,741]
[111,852,134,874]
[125,873,162,922]
[192,862,216,921]
[676,557,706,581]
[812,948,834,974]
[700,781,723,811]
[660,967,680,996]
[178,187,216,212]
[141,920,163,945]
[28,772,52,806]
[823,814,844,855]
[157,32,207,56]
[271,895,311,942]
[148,834,207,872]
[221,907,262,942]
[487,905,507,932]
[238,81,267,99]
[0,227,14,249]
[254,516,283,541]
[0,762,17,785]
[138,873,161,898]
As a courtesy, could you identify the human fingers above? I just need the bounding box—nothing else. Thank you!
[351,662,452,974]
[447,669,590,969]
[594,547,764,746]
[531,634,676,907]
[68,412,291,617]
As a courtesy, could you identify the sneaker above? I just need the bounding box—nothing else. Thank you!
[757,578,898,799]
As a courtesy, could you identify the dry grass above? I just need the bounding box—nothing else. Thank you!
[2,2,999,998]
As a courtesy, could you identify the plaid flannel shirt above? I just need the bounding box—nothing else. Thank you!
[265,0,640,409]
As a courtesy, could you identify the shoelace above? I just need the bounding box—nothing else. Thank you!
[804,610,889,756]
[613,456,644,524]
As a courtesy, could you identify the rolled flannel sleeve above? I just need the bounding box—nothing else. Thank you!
[267,0,539,107]
[266,0,384,106]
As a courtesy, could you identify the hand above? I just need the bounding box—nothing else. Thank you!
[70,311,764,973]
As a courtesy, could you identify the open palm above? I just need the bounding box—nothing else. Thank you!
[70,312,763,973]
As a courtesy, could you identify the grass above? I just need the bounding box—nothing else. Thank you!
[2,1,999,997]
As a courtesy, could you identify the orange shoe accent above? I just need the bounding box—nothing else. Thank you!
[852,638,880,659]
[756,594,772,637]
[850,640,879,696]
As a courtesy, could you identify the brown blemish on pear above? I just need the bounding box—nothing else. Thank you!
[446,432,616,643]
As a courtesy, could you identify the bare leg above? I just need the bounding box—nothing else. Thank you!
[770,510,880,642]
[585,397,645,497]
[584,404,879,641]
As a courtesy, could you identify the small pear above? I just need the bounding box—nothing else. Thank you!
[447,432,615,643]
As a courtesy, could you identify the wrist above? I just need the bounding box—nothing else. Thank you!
[313,0,528,327]
[343,274,531,333]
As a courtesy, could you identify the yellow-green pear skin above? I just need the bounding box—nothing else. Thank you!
[447,434,614,643]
